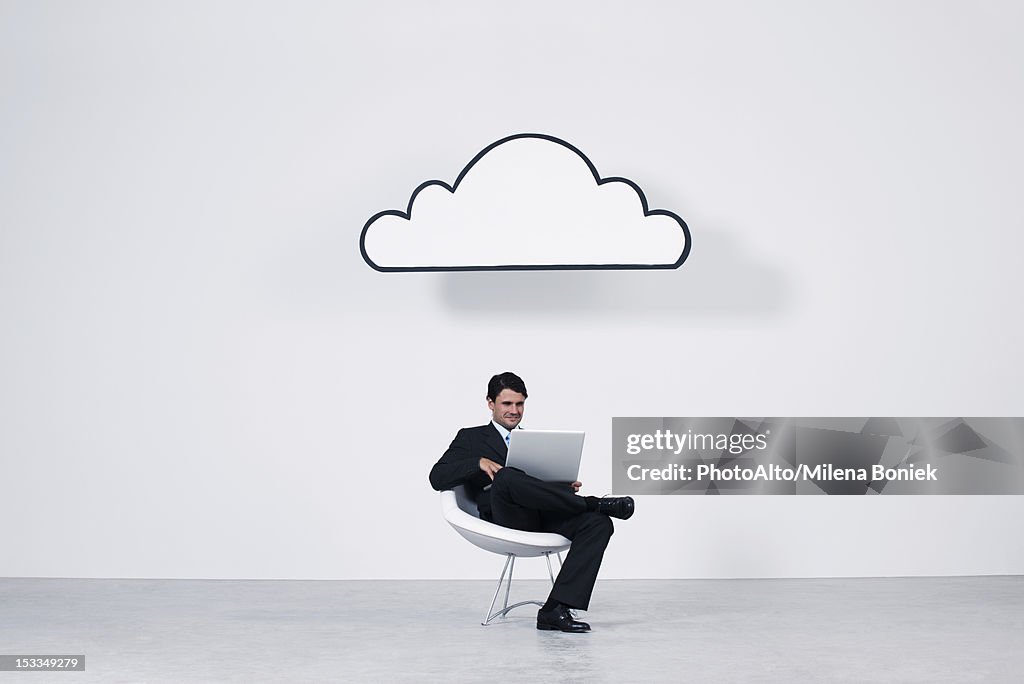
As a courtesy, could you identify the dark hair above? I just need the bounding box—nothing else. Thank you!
[487,372,528,401]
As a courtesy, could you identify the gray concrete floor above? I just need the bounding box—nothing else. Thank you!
[1,576,1022,683]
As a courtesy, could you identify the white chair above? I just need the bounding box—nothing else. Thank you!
[441,486,571,625]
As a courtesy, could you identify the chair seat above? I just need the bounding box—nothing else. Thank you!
[441,489,571,557]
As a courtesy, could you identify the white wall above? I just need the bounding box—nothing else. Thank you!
[2,1,1022,580]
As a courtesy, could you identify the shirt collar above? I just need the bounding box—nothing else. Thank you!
[491,420,512,443]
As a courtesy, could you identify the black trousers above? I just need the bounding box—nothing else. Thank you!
[485,467,614,611]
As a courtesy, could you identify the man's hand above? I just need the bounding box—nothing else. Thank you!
[479,458,503,480]
[571,481,582,492]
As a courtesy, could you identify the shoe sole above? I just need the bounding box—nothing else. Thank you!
[537,623,590,632]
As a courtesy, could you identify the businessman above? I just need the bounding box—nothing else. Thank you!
[429,372,634,633]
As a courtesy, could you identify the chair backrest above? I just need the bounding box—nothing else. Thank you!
[452,485,480,519]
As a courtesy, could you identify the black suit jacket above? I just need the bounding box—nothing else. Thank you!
[429,423,508,519]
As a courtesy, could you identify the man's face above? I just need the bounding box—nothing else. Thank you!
[488,389,525,431]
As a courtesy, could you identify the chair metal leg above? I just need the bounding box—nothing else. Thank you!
[481,553,546,626]
[502,556,515,611]
[544,551,566,585]
[483,554,513,625]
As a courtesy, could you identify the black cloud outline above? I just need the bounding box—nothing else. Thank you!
[359,133,692,272]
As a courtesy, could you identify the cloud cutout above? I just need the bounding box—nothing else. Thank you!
[360,133,691,271]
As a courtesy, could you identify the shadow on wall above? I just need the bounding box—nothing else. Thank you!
[438,228,791,317]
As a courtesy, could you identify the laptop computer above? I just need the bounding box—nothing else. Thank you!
[505,429,586,482]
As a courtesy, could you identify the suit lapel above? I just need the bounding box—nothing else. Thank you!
[484,423,508,462]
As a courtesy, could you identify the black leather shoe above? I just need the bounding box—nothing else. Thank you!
[537,604,591,633]
[597,496,635,520]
